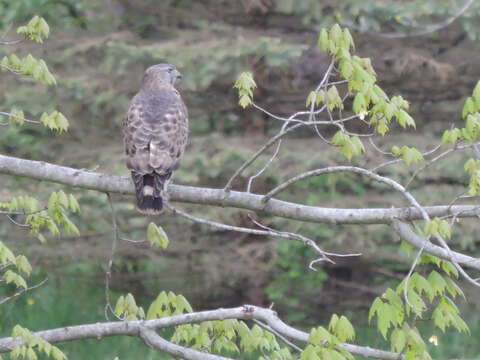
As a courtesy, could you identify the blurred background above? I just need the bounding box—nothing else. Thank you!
[1,0,480,358]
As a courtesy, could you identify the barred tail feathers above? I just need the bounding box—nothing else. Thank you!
[131,172,170,215]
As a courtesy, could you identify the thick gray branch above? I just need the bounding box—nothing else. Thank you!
[140,327,234,360]
[0,305,399,360]
[1,154,479,224]
[392,220,480,271]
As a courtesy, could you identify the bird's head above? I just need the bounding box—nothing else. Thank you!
[141,63,182,90]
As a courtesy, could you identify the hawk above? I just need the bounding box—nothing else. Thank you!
[123,64,188,214]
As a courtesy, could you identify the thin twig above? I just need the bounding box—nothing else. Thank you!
[104,193,121,321]
[0,278,48,305]
[376,0,475,38]
[253,319,303,352]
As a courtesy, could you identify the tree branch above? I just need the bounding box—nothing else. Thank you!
[1,154,480,225]
[0,305,400,360]
[376,0,475,38]
[392,219,480,271]
[139,327,234,360]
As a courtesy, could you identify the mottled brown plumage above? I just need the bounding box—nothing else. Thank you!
[123,64,188,214]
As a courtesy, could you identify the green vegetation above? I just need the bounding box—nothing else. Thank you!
[1,1,480,360]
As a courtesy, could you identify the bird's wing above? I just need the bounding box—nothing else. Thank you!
[123,88,188,175]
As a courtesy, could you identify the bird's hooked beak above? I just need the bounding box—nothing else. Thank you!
[175,69,183,81]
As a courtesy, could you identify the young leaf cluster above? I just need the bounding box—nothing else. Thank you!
[391,145,424,166]
[0,192,80,241]
[314,24,416,160]
[16,16,50,43]
[302,314,355,360]
[423,217,452,239]
[464,158,480,195]
[234,72,257,108]
[146,222,169,249]
[146,293,290,358]
[173,319,288,358]
[10,325,67,360]
[40,111,69,132]
[44,191,80,236]
[146,290,193,319]
[114,293,145,320]
[331,131,365,160]
[369,254,468,359]
[0,54,56,85]
[442,81,480,145]
[7,108,26,125]
[0,241,32,290]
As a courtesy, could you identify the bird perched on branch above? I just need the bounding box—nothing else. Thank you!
[123,64,188,214]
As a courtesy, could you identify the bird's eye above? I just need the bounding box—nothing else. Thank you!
[168,68,174,73]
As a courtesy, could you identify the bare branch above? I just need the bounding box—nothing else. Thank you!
[376,0,475,38]
[0,278,48,306]
[0,111,40,124]
[391,220,480,271]
[2,154,480,225]
[165,203,353,263]
[0,305,400,360]
[140,327,235,360]
[104,193,121,321]
[223,122,304,191]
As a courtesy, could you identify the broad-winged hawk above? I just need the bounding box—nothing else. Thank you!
[123,64,188,214]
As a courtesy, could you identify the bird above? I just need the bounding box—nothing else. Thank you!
[123,64,188,215]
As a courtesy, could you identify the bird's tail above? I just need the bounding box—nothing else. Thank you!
[131,172,170,215]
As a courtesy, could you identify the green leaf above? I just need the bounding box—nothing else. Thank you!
[407,288,426,316]
[441,128,462,144]
[352,93,367,114]
[146,222,169,249]
[397,110,416,128]
[239,95,252,109]
[411,273,434,302]
[3,270,27,288]
[9,108,25,125]
[377,304,395,339]
[444,277,464,298]
[308,326,330,346]
[390,328,406,352]
[328,314,339,333]
[114,295,125,317]
[339,60,354,79]
[335,316,355,342]
[326,85,342,111]
[301,344,320,360]
[462,97,476,118]
[369,297,383,323]
[428,271,447,296]
[317,28,329,51]
[306,91,317,107]
[15,255,32,275]
[68,194,80,213]
[342,28,355,50]
[472,81,480,104]
[176,294,193,313]
[329,24,343,43]
[234,72,256,108]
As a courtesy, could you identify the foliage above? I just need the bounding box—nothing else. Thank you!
[234,72,257,109]
[0,0,87,30]
[10,325,67,360]
[369,253,467,359]
[0,16,76,360]
[275,0,480,40]
[265,240,329,323]
[1,6,480,360]
[146,222,169,249]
